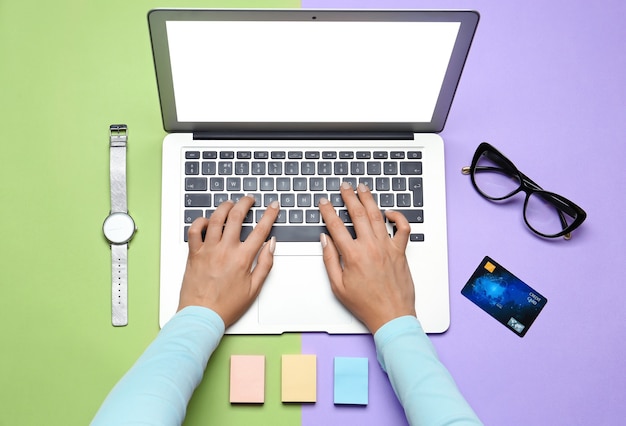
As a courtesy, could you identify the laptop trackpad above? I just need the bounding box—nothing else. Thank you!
[258,255,353,328]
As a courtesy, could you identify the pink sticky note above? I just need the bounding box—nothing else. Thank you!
[230,355,265,404]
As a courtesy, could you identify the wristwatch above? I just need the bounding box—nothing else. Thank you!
[102,124,136,326]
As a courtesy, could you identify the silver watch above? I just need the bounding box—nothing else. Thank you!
[103,124,136,326]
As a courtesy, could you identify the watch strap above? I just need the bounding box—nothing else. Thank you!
[109,125,128,213]
[111,243,129,326]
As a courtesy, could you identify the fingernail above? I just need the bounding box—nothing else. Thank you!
[358,183,368,192]
[341,181,352,190]
[319,197,329,205]
[269,200,279,209]
[269,236,276,254]
[320,233,327,248]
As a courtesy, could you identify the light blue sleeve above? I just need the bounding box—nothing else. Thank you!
[374,316,482,426]
[91,306,225,426]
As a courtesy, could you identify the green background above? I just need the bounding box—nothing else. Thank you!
[0,1,301,424]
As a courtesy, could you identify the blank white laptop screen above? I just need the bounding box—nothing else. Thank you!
[166,21,460,123]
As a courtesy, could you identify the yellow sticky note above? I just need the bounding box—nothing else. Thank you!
[484,261,496,273]
[281,354,317,403]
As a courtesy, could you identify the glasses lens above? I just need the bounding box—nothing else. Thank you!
[473,151,521,199]
[524,192,578,237]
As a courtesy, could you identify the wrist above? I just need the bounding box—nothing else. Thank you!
[366,310,417,334]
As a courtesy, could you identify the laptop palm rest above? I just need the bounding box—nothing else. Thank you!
[258,254,354,328]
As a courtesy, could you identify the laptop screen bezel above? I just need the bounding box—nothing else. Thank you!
[148,9,479,134]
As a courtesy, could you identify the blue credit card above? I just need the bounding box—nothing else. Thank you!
[461,256,547,337]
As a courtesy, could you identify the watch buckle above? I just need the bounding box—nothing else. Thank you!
[109,124,128,147]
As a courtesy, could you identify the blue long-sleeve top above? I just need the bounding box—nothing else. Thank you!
[92,307,482,425]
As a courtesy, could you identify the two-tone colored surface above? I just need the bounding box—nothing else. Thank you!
[1,1,624,425]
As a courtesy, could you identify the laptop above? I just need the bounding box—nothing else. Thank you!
[148,9,479,334]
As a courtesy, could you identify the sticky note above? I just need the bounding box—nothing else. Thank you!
[281,354,317,403]
[229,355,265,404]
[334,357,369,405]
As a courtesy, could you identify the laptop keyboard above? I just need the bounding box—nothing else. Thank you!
[183,149,424,243]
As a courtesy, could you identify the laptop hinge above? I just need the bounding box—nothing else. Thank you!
[193,131,414,140]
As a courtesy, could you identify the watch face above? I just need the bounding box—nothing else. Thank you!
[103,212,136,244]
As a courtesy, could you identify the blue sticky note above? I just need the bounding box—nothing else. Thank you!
[333,357,368,405]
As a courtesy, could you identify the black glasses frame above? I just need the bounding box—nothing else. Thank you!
[463,142,587,239]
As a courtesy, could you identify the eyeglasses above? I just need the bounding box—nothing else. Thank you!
[462,142,587,240]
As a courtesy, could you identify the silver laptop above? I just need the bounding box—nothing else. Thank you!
[148,9,479,334]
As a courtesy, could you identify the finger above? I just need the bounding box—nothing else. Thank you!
[356,183,388,240]
[250,236,276,295]
[320,233,345,296]
[386,210,410,249]
[340,181,374,239]
[318,197,354,251]
[204,200,235,243]
[244,200,279,251]
[187,217,209,253]
[221,195,255,242]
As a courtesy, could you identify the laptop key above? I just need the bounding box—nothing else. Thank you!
[339,151,354,159]
[239,225,356,242]
[409,178,423,207]
[318,161,332,175]
[185,162,199,175]
[227,177,241,191]
[243,177,257,191]
[326,177,340,191]
[305,210,320,223]
[384,161,398,175]
[186,151,201,159]
[281,193,296,207]
[186,177,207,191]
[235,161,249,175]
[334,161,349,175]
[202,161,216,175]
[367,161,381,175]
[301,162,315,175]
[400,161,422,175]
[397,193,411,207]
[288,151,303,159]
[218,161,233,175]
[209,177,224,191]
[351,161,365,175]
[251,161,265,175]
[185,193,211,207]
[395,209,424,223]
[268,161,282,175]
[184,209,203,223]
[289,210,304,223]
[392,177,406,191]
[214,193,229,206]
[298,193,312,207]
[293,178,308,191]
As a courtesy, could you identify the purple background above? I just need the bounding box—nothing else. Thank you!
[301,1,626,425]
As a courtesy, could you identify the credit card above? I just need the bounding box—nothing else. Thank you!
[461,256,547,337]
